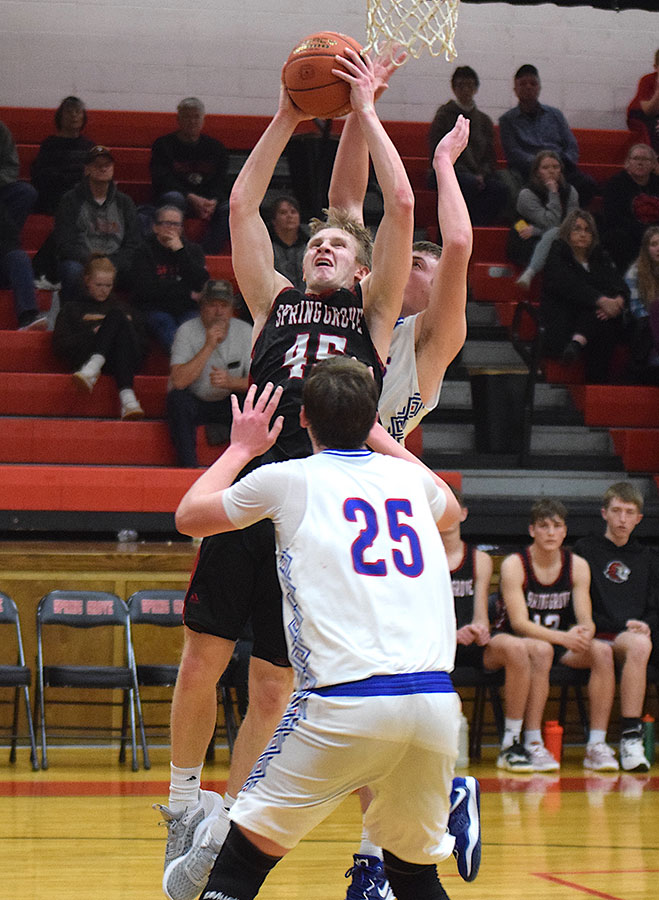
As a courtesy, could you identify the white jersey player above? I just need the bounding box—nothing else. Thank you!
[175,357,479,900]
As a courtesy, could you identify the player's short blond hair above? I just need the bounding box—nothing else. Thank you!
[309,207,373,270]
[602,482,644,513]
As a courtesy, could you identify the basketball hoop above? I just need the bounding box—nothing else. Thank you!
[365,0,460,62]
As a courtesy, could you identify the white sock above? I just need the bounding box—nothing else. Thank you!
[524,729,542,747]
[119,387,137,405]
[223,791,237,811]
[588,729,606,746]
[80,353,105,375]
[502,718,523,749]
[358,827,382,859]
[168,762,203,811]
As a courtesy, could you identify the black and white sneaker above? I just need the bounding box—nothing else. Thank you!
[497,741,533,773]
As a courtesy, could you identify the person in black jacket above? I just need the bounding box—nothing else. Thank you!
[574,482,658,772]
[52,255,148,419]
[150,98,229,253]
[131,204,209,351]
[540,208,631,383]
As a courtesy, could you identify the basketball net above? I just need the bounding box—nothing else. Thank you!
[365,0,460,62]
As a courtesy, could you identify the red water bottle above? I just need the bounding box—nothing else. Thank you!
[543,720,564,764]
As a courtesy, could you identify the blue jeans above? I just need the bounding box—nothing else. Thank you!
[58,259,85,303]
[146,308,198,353]
[1,248,39,325]
[0,181,37,233]
[167,388,234,467]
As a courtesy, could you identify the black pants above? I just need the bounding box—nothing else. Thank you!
[167,389,233,467]
[67,307,144,390]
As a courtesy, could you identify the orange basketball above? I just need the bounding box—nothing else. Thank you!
[283,31,363,119]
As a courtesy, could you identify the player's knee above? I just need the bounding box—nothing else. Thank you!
[625,631,653,663]
[248,662,294,718]
[591,639,615,668]
[177,633,236,689]
[528,639,553,670]
[382,850,446,900]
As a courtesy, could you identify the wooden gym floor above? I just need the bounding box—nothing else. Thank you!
[2,743,658,900]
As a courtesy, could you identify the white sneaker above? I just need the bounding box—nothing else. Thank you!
[619,733,650,772]
[72,368,99,392]
[34,275,61,291]
[18,311,49,331]
[515,268,534,290]
[526,741,560,772]
[162,801,230,900]
[584,742,619,772]
[120,395,145,420]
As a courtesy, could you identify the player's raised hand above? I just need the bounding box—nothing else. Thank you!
[230,382,284,456]
[332,47,377,113]
[277,79,314,123]
[372,43,407,100]
[433,114,470,169]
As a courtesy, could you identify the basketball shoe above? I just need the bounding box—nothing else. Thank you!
[496,740,533,772]
[619,730,651,772]
[155,789,228,900]
[525,741,560,772]
[583,741,619,772]
[344,854,394,900]
[449,775,481,881]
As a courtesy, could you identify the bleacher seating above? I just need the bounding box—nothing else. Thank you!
[2,104,652,529]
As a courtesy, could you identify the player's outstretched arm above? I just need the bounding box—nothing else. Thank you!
[366,421,460,529]
[415,116,472,405]
[175,383,283,537]
[334,49,414,360]
[229,87,310,328]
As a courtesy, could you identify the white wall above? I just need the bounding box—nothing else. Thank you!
[1,0,657,130]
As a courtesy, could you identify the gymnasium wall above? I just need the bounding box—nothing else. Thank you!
[2,0,657,130]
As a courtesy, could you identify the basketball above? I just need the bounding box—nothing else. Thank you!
[283,31,363,119]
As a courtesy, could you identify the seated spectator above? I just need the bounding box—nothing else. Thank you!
[150,98,229,253]
[499,65,597,207]
[541,209,630,383]
[574,482,657,772]
[497,498,619,772]
[601,144,659,274]
[167,279,251,467]
[54,146,141,302]
[428,65,509,226]
[30,96,94,215]
[131,204,208,352]
[266,193,309,291]
[627,49,659,154]
[52,255,147,419]
[624,225,659,385]
[0,120,37,234]
[30,96,95,288]
[510,150,578,289]
[0,199,48,330]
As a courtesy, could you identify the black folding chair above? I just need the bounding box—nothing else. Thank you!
[0,593,39,770]
[35,590,149,771]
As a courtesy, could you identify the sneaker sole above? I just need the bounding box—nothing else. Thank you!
[583,761,620,772]
[496,759,534,773]
[162,792,225,900]
[455,776,481,882]
[620,761,650,773]
[121,409,145,420]
[72,372,95,393]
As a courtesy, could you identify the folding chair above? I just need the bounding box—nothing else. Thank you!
[0,593,39,770]
[35,590,149,771]
[127,590,249,758]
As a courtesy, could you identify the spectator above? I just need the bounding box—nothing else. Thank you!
[30,96,95,289]
[602,143,659,275]
[497,498,619,772]
[541,209,631,383]
[510,150,578,289]
[266,192,309,291]
[499,64,597,207]
[0,199,48,330]
[167,279,251,467]
[0,120,37,234]
[428,65,509,226]
[52,255,147,420]
[624,225,659,385]
[627,49,659,154]
[441,488,558,773]
[30,96,94,215]
[150,97,229,253]
[574,482,658,772]
[131,203,208,352]
[54,145,141,301]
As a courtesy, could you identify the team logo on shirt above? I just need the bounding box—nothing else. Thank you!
[603,560,631,584]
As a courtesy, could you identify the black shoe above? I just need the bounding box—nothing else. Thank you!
[561,340,584,365]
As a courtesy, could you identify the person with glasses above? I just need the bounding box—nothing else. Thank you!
[540,208,630,383]
[131,204,209,351]
[602,144,659,274]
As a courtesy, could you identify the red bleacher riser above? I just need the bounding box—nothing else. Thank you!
[0,372,168,418]
[0,464,200,512]
[0,289,52,329]
[0,331,66,372]
[610,428,659,471]
[570,385,659,427]
[543,359,585,385]
[472,227,508,262]
[404,156,430,191]
[205,255,234,281]
[469,261,528,303]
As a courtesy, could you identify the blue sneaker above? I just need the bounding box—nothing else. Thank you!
[344,854,394,899]
[449,775,481,882]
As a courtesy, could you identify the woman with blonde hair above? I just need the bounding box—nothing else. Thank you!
[53,255,148,418]
[624,225,659,383]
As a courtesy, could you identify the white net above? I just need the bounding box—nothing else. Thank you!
[365,0,460,62]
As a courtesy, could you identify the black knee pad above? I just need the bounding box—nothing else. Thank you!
[382,849,451,900]
[202,822,280,900]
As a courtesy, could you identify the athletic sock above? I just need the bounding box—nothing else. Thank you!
[224,792,237,811]
[169,762,203,811]
[502,718,523,749]
[382,850,450,900]
[524,729,542,747]
[588,729,606,746]
[202,822,280,900]
[358,825,383,859]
